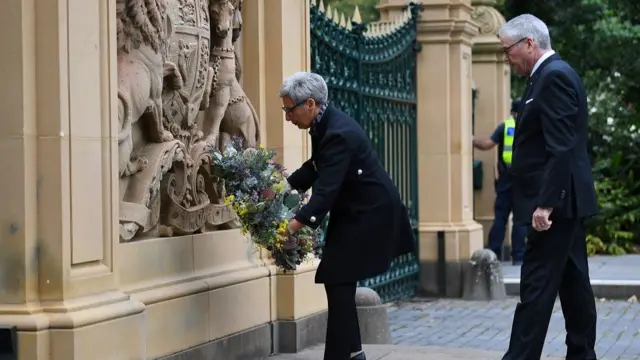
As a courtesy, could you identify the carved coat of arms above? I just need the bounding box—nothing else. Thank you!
[117,0,256,241]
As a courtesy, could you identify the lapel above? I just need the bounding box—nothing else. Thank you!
[517,53,562,123]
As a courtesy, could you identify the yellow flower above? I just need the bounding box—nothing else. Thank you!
[259,144,265,149]
[276,219,289,234]
[224,194,235,206]
[273,181,285,193]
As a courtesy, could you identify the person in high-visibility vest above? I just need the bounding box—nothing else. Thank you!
[472,98,526,265]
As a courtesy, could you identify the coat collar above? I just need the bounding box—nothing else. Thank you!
[309,104,334,140]
[528,53,561,85]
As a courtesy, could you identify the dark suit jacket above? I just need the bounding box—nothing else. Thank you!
[510,53,599,225]
[287,106,415,284]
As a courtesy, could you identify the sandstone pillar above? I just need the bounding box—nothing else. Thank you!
[377,0,410,21]
[0,0,144,358]
[471,0,512,255]
[407,0,484,297]
[241,0,328,352]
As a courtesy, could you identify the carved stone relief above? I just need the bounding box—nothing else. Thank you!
[116,0,260,242]
[471,5,505,37]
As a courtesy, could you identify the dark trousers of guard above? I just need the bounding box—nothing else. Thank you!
[488,179,526,262]
[502,218,597,360]
[323,283,362,360]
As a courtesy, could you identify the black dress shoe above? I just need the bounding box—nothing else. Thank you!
[352,352,366,360]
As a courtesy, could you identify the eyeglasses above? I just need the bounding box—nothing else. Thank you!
[282,100,307,113]
[503,37,528,55]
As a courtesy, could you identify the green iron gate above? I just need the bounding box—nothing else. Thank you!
[310,2,421,303]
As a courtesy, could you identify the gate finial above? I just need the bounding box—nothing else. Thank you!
[352,6,362,23]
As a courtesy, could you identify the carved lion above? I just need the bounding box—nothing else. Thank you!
[116,0,182,178]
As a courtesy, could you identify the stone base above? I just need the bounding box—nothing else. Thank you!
[474,216,493,248]
[417,222,484,298]
[158,323,273,360]
[419,260,469,298]
[160,310,329,359]
[274,310,328,354]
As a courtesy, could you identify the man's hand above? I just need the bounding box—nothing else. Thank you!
[532,207,553,231]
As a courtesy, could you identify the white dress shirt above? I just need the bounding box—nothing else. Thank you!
[530,50,555,76]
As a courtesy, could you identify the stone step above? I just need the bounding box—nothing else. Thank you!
[501,255,640,300]
[504,277,640,299]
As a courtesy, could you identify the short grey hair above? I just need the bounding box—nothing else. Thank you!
[279,72,328,105]
[499,14,552,50]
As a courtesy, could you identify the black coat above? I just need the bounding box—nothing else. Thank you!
[288,106,415,284]
[510,53,599,225]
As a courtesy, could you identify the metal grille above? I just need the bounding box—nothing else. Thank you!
[310,1,421,303]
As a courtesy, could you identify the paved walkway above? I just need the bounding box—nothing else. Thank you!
[389,298,640,360]
[270,256,640,360]
[502,255,640,299]
[270,297,639,360]
[268,344,562,359]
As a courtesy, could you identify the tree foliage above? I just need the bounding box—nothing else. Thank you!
[321,0,381,23]
[499,0,640,254]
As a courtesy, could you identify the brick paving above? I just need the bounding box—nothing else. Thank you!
[388,297,640,360]
[268,344,562,359]
[271,256,640,360]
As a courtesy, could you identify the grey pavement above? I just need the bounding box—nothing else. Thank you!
[267,344,562,359]
[269,297,639,360]
[502,255,640,299]
[388,297,640,360]
[270,256,640,360]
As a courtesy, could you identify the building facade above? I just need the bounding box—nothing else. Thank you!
[0,0,508,358]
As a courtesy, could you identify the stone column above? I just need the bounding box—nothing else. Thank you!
[0,0,145,358]
[376,0,410,21]
[401,0,484,297]
[241,0,328,353]
[471,0,512,253]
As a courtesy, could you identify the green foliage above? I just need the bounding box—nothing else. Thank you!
[499,0,640,255]
[585,178,640,255]
[321,0,381,23]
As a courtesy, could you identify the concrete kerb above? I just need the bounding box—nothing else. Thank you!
[504,278,640,300]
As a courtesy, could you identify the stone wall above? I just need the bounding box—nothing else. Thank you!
[0,0,327,358]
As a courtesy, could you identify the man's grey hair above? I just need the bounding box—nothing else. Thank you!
[499,14,552,50]
[279,72,328,105]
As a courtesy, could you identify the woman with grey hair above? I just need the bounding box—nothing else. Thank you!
[279,71,415,360]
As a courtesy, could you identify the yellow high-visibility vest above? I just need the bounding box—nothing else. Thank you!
[502,117,516,166]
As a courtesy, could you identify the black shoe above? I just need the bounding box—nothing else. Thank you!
[352,352,366,360]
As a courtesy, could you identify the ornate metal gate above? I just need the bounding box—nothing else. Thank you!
[310,2,421,303]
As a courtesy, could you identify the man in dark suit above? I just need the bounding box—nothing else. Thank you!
[278,71,415,360]
[498,14,599,360]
